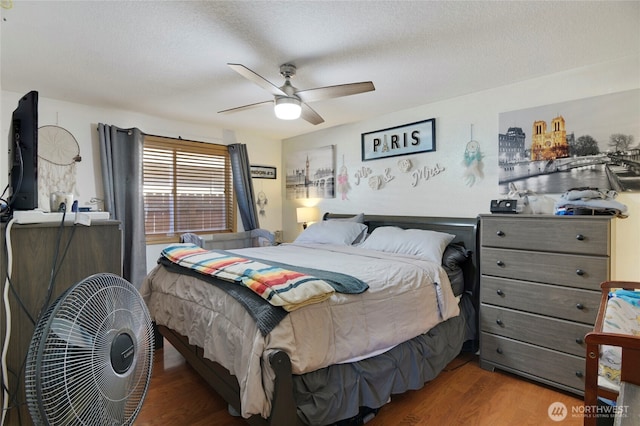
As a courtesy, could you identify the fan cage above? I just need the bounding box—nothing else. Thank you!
[25,273,154,425]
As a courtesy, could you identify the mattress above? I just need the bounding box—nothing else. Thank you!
[141,242,460,419]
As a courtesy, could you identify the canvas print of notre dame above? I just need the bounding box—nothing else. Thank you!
[498,89,640,194]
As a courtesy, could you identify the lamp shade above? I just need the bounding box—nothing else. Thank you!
[274,97,302,120]
[296,207,318,225]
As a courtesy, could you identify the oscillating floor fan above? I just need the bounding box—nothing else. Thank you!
[24,273,154,425]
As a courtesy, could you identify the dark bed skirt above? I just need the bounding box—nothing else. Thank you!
[294,295,473,425]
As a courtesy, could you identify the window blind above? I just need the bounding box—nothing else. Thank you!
[143,135,234,242]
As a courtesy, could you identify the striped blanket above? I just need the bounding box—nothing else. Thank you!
[161,243,368,312]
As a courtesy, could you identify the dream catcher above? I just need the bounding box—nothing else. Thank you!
[37,125,81,210]
[462,125,484,187]
[256,190,268,217]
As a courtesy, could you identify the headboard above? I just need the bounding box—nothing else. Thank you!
[322,213,480,302]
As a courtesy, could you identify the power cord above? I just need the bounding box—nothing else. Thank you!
[0,185,10,221]
[0,220,34,425]
[35,206,66,320]
[1,218,16,426]
[7,140,24,209]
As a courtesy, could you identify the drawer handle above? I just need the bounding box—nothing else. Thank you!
[576,269,585,276]
[496,348,503,354]
[496,319,504,326]
[575,371,583,378]
[496,260,505,267]
[496,289,505,296]
[576,337,584,344]
[496,230,505,237]
[576,303,584,310]
[576,234,585,241]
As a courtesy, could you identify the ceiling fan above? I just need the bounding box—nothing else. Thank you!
[218,63,375,125]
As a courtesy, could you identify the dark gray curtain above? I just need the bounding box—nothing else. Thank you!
[228,143,259,231]
[98,123,147,289]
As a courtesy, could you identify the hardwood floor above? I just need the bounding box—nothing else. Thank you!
[135,341,585,426]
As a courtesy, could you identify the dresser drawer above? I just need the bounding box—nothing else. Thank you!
[480,304,591,357]
[481,247,607,290]
[481,276,600,323]
[481,332,585,392]
[481,216,610,255]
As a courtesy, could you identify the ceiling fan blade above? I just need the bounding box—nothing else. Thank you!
[227,63,287,97]
[300,102,324,125]
[218,100,273,114]
[296,81,375,103]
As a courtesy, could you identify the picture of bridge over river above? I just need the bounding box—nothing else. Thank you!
[499,151,640,194]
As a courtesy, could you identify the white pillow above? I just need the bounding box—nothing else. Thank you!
[294,221,368,246]
[327,213,366,243]
[359,226,455,263]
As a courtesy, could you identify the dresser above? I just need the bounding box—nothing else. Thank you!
[479,214,611,395]
[0,220,122,425]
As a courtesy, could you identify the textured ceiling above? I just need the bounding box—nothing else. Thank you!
[1,1,638,140]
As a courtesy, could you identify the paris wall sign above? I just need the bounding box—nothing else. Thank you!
[361,118,436,161]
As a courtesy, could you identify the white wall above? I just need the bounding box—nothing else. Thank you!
[282,55,640,281]
[1,91,283,272]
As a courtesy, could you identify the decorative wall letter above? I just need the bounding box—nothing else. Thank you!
[354,166,373,185]
[411,163,446,187]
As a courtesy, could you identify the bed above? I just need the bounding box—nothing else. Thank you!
[141,214,479,425]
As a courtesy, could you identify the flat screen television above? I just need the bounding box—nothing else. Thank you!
[9,91,38,210]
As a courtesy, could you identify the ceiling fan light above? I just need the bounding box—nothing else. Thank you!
[274,97,301,120]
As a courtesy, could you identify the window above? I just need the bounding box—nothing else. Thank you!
[143,135,235,243]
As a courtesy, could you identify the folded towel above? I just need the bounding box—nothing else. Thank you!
[610,289,640,307]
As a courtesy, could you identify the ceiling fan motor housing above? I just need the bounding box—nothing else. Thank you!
[279,63,297,79]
